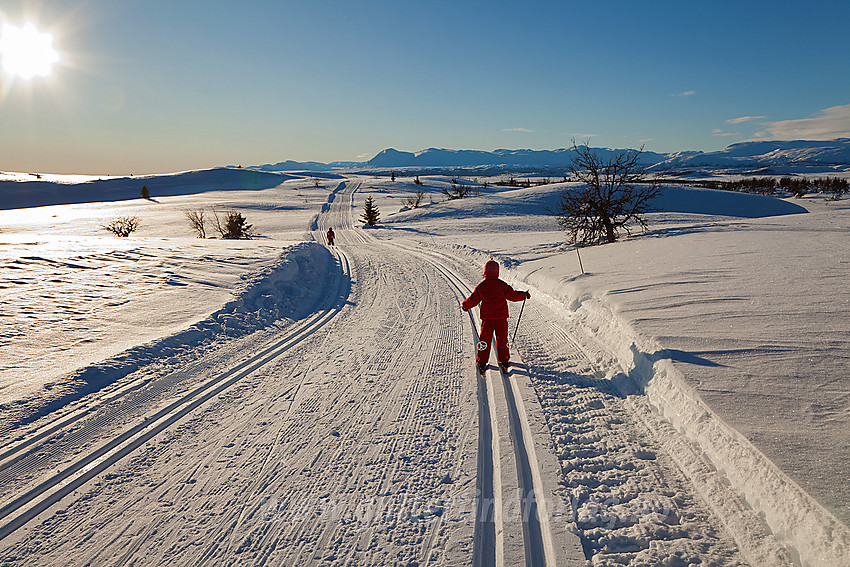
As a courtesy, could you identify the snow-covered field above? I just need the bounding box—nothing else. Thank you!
[0,169,847,566]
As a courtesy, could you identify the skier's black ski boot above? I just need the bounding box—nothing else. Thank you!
[498,360,510,374]
[477,361,487,375]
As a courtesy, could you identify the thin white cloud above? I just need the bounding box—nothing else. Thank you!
[503,127,534,133]
[761,104,850,140]
[712,129,741,137]
[672,90,696,97]
[727,115,767,124]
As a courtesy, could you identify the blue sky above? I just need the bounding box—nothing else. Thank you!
[1,0,849,174]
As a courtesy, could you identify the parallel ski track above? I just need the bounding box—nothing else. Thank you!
[0,246,353,543]
[387,242,554,567]
[306,181,454,566]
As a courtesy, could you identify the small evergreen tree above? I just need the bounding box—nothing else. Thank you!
[213,210,254,239]
[140,185,150,199]
[361,197,380,226]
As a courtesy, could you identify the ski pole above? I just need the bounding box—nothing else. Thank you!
[574,236,585,275]
[511,297,526,346]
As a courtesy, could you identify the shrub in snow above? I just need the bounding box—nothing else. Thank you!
[361,196,380,226]
[556,142,660,245]
[404,189,426,209]
[102,216,140,237]
[185,209,207,238]
[442,181,471,200]
[813,176,849,200]
[140,185,150,200]
[213,210,254,239]
[780,176,808,198]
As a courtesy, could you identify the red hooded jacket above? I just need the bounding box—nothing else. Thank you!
[462,262,528,319]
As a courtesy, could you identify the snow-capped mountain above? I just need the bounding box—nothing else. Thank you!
[366,147,667,168]
[650,138,850,171]
[257,139,850,173]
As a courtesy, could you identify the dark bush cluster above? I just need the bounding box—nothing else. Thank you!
[693,177,778,195]
[778,177,809,198]
[809,177,849,200]
[677,176,848,199]
[495,176,563,188]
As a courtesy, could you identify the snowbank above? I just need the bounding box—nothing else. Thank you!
[515,268,850,567]
[0,242,335,435]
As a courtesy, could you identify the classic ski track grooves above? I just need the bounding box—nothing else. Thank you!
[0,246,353,543]
[391,242,555,567]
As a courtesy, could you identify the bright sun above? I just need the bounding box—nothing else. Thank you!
[0,22,59,80]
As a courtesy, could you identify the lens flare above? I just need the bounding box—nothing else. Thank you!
[0,22,59,80]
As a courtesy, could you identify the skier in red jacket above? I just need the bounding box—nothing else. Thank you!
[462,259,530,373]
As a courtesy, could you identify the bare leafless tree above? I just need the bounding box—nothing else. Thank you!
[556,142,660,244]
[185,209,207,238]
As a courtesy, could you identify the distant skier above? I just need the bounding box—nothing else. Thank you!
[462,259,530,374]
[327,227,335,246]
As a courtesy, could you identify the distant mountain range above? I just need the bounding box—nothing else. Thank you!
[256,139,850,174]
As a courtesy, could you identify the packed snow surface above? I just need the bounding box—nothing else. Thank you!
[0,169,847,566]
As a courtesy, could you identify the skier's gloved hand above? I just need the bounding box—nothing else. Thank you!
[525,291,531,299]
[462,306,470,312]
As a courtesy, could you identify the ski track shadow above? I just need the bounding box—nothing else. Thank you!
[518,359,630,400]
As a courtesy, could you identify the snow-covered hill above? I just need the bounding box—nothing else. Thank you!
[0,168,297,210]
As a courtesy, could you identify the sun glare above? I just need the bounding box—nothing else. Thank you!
[0,22,59,80]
